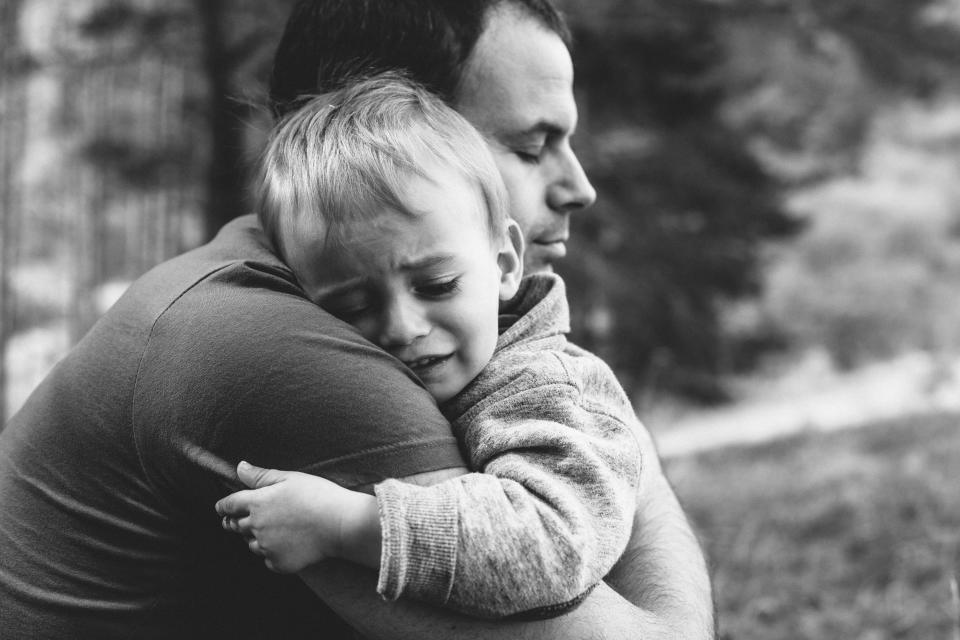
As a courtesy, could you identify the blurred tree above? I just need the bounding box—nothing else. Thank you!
[559,0,803,403]
[555,0,960,402]
[714,0,960,184]
[707,0,960,373]
[15,0,211,340]
[1,0,29,422]
[4,0,956,418]
[0,0,294,420]
[721,0,960,95]
[195,0,293,239]
[5,0,291,345]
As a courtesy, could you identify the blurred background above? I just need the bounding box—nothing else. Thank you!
[2,0,960,637]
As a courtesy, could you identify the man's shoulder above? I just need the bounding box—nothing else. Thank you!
[127,217,459,490]
[131,215,293,306]
[128,216,388,378]
[115,215,335,347]
[120,213,418,436]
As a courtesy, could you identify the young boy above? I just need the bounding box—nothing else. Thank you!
[215,74,642,620]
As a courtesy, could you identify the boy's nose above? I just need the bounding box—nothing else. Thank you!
[378,299,430,348]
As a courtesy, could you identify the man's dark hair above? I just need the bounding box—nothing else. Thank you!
[269,0,571,117]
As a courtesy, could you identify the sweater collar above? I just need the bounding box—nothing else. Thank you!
[497,273,570,351]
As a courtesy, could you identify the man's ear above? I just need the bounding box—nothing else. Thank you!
[497,219,524,301]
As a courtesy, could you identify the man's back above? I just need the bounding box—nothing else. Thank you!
[0,216,459,638]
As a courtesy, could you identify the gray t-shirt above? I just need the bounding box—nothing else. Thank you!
[0,215,463,639]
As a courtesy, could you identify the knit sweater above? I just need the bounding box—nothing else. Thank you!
[374,274,642,619]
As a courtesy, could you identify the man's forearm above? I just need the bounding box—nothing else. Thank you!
[604,427,715,639]
[309,465,695,639]
[300,559,654,640]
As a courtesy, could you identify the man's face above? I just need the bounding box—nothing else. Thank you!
[455,7,596,274]
[295,163,521,404]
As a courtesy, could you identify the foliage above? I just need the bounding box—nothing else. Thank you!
[194,0,295,236]
[556,0,960,401]
[709,0,960,372]
[558,0,802,402]
[667,412,960,639]
[763,159,960,369]
[6,0,960,414]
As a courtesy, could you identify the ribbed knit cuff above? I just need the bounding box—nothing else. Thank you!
[374,478,459,605]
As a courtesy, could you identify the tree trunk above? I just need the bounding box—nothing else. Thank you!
[4,0,209,415]
[0,0,26,424]
[197,0,247,240]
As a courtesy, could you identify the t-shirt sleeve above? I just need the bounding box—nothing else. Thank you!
[131,263,464,514]
[373,350,641,619]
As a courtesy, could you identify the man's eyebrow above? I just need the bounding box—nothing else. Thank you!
[508,120,571,141]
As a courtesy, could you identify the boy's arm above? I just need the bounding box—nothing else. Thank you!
[301,466,707,640]
[219,458,712,637]
[214,396,642,619]
[375,356,642,619]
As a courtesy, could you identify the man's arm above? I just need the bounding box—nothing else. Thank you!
[604,425,716,639]
[300,558,656,640]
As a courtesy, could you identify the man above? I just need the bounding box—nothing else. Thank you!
[272,1,714,635]
[0,1,713,638]
[270,0,596,276]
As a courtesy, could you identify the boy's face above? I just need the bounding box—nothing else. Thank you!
[296,164,523,404]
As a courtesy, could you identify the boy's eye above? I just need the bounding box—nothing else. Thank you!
[321,293,373,322]
[327,304,370,323]
[332,304,370,322]
[416,278,461,298]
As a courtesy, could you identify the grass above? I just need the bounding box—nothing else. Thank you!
[665,412,960,640]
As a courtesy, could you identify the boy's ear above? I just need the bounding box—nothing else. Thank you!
[497,219,524,301]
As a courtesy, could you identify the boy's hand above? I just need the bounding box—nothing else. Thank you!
[215,461,381,573]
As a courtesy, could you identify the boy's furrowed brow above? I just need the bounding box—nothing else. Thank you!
[400,254,457,271]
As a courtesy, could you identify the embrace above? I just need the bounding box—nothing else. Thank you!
[0,1,714,638]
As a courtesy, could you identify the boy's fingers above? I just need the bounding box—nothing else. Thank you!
[235,515,253,533]
[248,537,264,557]
[220,516,251,535]
[215,491,253,516]
[237,460,289,489]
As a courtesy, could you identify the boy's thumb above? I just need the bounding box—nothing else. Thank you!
[237,460,287,489]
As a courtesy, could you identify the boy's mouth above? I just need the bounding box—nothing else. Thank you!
[402,353,452,375]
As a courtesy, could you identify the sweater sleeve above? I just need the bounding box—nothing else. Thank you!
[374,351,642,619]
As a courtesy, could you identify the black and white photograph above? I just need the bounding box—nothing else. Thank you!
[2,1,960,638]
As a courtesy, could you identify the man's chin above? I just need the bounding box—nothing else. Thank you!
[525,261,554,274]
[526,243,565,273]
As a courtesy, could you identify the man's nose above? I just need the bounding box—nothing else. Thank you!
[548,148,597,213]
[378,297,430,348]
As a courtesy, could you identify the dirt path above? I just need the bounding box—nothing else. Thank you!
[652,351,960,458]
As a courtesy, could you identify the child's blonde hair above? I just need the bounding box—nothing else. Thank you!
[254,72,508,265]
